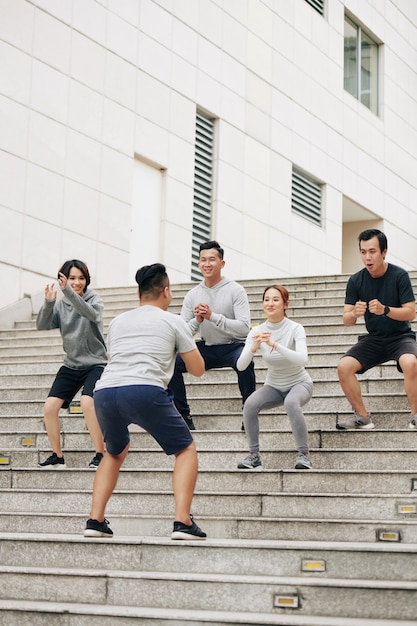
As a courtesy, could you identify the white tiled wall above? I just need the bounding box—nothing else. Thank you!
[0,0,416,309]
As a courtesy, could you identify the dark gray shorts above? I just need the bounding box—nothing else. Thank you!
[341,333,417,374]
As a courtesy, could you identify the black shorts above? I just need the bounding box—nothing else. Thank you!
[341,333,417,374]
[48,365,105,408]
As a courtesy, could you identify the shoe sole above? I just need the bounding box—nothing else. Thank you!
[84,529,113,538]
[336,422,375,430]
[237,464,263,470]
[171,531,207,540]
[295,463,312,469]
[39,464,67,469]
[409,423,417,429]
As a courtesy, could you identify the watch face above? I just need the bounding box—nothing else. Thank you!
[384,306,390,315]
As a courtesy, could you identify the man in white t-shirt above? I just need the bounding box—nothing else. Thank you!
[84,263,207,540]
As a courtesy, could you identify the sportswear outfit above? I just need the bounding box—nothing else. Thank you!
[237,317,313,459]
[342,264,417,373]
[93,305,197,456]
[168,277,256,420]
[36,284,107,407]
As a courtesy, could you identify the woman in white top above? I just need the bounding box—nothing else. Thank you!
[237,284,313,470]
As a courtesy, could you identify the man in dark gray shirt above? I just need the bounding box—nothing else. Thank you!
[337,229,417,429]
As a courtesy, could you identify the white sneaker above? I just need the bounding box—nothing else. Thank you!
[336,412,374,430]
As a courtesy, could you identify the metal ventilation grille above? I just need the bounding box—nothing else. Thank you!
[191,110,214,281]
[305,0,324,16]
[291,169,322,226]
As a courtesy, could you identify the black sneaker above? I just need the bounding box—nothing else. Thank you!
[39,452,66,469]
[88,452,103,468]
[84,518,113,538]
[171,515,207,540]
[184,415,196,431]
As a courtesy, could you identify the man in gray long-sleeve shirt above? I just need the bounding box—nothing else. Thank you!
[168,241,256,430]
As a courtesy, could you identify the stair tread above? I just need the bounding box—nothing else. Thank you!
[2,599,416,625]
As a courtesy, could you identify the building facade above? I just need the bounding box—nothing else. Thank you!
[1,0,416,309]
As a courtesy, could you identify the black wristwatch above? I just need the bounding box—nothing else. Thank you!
[383,305,390,316]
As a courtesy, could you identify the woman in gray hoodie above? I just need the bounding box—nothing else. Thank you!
[36,260,107,469]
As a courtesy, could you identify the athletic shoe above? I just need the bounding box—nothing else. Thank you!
[184,416,196,430]
[409,414,417,429]
[171,515,207,540]
[336,412,374,429]
[295,452,312,469]
[237,452,262,470]
[84,518,113,538]
[39,452,66,468]
[88,452,103,468]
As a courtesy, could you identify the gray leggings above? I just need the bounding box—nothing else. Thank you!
[243,381,313,454]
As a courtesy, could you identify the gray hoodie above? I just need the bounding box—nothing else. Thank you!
[36,284,107,369]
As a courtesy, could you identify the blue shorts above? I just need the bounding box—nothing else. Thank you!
[342,333,417,374]
[93,385,193,456]
[48,365,105,408]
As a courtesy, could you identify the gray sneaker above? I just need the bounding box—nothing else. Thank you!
[336,412,374,430]
[409,414,417,429]
[237,452,262,470]
[295,453,312,470]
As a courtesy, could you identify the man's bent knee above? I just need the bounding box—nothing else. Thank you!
[399,354,417,375]
[338,356,362,378]
[174,440,196,458]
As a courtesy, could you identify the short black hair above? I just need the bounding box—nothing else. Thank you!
[199,240,224,259]
[58,260,90,291]
[135,263,169,297]
[358,229,387,253]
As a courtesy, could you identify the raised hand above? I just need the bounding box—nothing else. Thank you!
[44,283,57,302]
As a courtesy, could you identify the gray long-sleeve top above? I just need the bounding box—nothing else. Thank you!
[36,284,107,369]
[181,277,251,345]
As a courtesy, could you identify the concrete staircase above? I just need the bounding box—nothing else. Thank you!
[0,274,417,625]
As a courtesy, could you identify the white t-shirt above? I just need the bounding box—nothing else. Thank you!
[95,305,197,390]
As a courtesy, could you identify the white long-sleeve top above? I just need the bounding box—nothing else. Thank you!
[237,318,312,392]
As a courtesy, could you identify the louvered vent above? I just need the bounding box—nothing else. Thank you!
[191,110,214,281]
[305,0,324,15]
[292,169,322,226]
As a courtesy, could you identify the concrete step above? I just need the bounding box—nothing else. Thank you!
[0,400,412,425]
[0,488,416,522]
[0,408,414,432]
[1,467,416,495]
[2,445,417,472]
[0,360,403,380]
[0,332,362,353]
[1,563,417,619]
[0,373,406,395]
[3,600,416,626]
[2,534,417,582]
[0,317,370,337]
[0,386,410,413]
[2,426,417,452]
[1,511,417,543]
